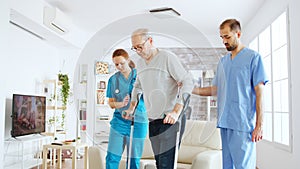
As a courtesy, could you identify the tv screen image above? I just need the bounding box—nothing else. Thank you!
[11,94,46,137]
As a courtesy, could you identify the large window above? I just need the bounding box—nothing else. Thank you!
[249,11,291,150]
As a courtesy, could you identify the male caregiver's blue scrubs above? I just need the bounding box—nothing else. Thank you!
[105,68,148,169]
[212,48,268,169]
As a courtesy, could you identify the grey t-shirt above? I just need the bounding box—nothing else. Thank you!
[132,49,193,119]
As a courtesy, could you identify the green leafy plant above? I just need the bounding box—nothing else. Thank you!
[47,116,56,132]
[58,73,70,107]
[61,113,65,128]
[47,116,56,126]
[77,136,81,143]
[58,73,70,129]
[47,94,56,106]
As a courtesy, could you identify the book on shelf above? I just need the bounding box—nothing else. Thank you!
[98,115,109,120]
[80,110,87,120]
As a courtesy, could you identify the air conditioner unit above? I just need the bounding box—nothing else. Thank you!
[43,6,68,35]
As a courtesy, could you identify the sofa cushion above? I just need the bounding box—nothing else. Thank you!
[119,120,222,169]
[88,145,107,169]
[191,150,222,169]
[143,160,191,169]
[182,120,221,150]
[141,136,154,159]
[178,145,209,163]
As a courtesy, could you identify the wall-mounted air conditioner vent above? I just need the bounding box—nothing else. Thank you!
[9,9,45,40]
[43,6,68,35]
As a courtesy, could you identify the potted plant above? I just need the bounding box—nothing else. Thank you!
[77,136,81,143]
[47,94,56,106]
[58,73,70,107]
[58,73,70,129]
[47,116,56,132]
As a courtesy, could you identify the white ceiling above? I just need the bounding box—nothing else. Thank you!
[27,0,265,48]
[44,0,264,34]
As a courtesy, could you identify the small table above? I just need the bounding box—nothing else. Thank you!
[42,142,88,169]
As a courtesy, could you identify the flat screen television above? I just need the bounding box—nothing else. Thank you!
[11,94,46,137]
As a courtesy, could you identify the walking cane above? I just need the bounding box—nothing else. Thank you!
[174,93,191,169]
[127,93,142,169]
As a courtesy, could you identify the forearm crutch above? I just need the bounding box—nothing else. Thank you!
[127,93,142,169]
[174,93,191,169]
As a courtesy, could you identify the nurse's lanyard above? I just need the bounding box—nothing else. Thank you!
[114,69,135,94]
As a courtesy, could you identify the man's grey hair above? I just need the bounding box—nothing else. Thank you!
[131,28,151,39]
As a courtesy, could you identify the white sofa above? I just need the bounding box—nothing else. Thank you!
[89,120,222,169]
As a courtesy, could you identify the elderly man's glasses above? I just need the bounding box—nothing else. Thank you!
[131,39,148,52]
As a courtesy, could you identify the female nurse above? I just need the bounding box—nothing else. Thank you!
[105,49,148,169]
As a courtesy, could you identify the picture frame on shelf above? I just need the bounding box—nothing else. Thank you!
[98,81,106,89]
[96,90,105,104]
[95,61,109,74]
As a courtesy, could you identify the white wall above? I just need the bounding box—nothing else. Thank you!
[1,14,60,167]
[3,15,60,139]
[1,1,81,167]
[0,1,9,168]
[243,0,300,168]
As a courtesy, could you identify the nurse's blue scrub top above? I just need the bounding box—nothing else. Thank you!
[212,48,269,132]
[106,68,147,123]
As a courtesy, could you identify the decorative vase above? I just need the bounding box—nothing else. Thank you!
[48,125,54,133]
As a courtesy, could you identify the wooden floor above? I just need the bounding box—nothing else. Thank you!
[32,158,85,169]
[33,159,260,169]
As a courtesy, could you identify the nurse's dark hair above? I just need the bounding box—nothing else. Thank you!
[219,19,241,32]
[112,49,135,68]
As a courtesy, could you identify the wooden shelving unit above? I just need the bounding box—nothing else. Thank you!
[42,79,66,140]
